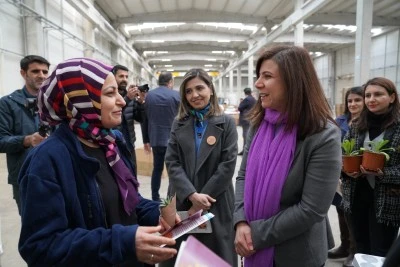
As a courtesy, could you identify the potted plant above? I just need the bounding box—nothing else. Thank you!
[159,194,176,228]
[342,139,362,173]
[361,140,395,172]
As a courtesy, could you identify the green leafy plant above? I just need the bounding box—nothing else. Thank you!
[160,195,174,208]
[159,194,177,227]
[341,139,361,156]
[361,139,395,160]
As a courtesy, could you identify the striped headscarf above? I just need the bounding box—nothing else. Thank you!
[38,58,139,215]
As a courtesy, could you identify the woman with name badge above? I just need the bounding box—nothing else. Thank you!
[160,68,238,267]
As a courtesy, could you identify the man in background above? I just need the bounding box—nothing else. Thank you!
[0,55,50,214]
[237,87,256,155]
[143,71,180,201]
[112,64,147,176]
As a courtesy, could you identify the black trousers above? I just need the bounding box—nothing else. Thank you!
[336,206,356,254]
[151,146,167,201]
[12,184,21,215]
[241,123,250,152]
[350,179,399,256]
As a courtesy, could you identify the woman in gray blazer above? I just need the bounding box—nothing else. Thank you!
[233,45,342,267]
[161,69,238,267]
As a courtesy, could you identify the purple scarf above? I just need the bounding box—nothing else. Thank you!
[244,109,297,267]
[38,58,139,215]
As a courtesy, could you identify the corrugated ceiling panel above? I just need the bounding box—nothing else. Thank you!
[177,0,193,10]
[95,0,117,19]
[240,0,266,15]
[224,0,245,13]
[209,0,228,12]
[254,0,290,17]
[123,0,146,14]
[142,0,162,12]
[193,0,210,10]
[160,0,177,11]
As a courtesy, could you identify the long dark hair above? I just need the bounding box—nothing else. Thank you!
[249,45,335,139]
[344,86,364,120]
[357,77,400,131]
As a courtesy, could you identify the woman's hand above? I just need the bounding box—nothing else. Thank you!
[135,226,177,264]
[343,169,363,178]
[159,213,181,232]
[235,222,255,257]
[188,192,216,212]
[360,165,384,177]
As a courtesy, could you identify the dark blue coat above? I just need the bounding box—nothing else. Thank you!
[144,86,180,147]
[335,114,350,141]
[116,97,146,151]
[238,95,256,126]
[18,123,160,266]
[0,87,39,185]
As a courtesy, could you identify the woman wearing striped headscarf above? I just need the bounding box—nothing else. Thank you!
[18,58,176,267]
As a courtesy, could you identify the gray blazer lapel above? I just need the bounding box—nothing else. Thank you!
[195,116,225,174]
[282,138,303,197]
[175,118,197,177]
[292,138,303,163]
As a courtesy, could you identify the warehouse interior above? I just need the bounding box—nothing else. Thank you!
[0,0,399,113]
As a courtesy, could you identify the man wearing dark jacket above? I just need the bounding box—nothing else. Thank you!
[237,87,256,155]
[0,55,50,214]
[112,64,147,176]
[143,71,180,201]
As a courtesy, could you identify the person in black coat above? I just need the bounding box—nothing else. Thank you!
[237,87,256,155]
[112,64,147,176]
[383,236,400,267]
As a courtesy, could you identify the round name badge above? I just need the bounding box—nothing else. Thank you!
[207,136,216,145]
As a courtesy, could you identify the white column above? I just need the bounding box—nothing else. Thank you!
[110,44,120,65]
[24,0,46,56]
[218,77,223,97]
[294,0,304,47]
[237,66,242,98]
[83,21,95,58]
[229,69,234,104]
[354,0,373,86]
[248,55,254,87]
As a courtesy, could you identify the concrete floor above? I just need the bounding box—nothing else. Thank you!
[0,125,345,267]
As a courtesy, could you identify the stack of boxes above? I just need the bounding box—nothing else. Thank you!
[136,147,168,178]
[335,87,349,117]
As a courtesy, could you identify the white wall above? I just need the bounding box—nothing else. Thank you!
[0,2,25,96]
[1,1,399,103]
[370,30,400,88]
[0,0,147,97]
[217,29,400,111]
[314,53,335,109]
[334,29,400,106]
